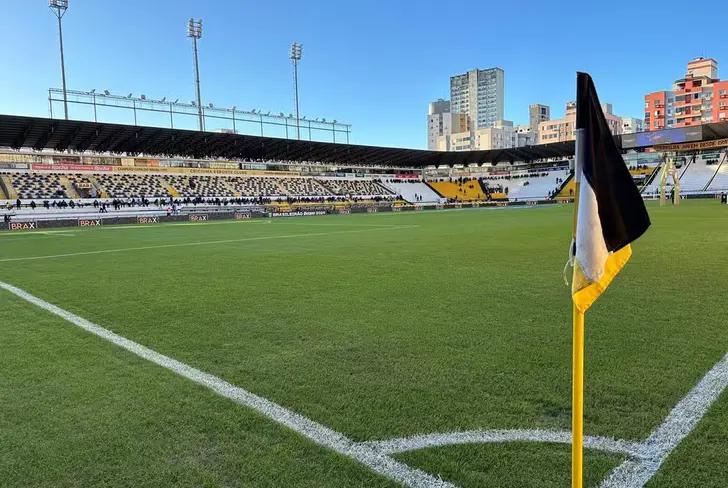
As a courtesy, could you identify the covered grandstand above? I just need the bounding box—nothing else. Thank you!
[2,114,728,228]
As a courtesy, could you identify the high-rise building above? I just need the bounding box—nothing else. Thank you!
[644,57,728,131]
[440,120,535,151]
[427,99,468,150]
[450,68,505,130]
[529,104,550,131]
[538,101,623,144]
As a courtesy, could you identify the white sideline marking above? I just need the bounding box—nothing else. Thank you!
[0,232,76,240]
[0,225,418,263]
[2,279,725,488]
[0,280,454,488]
[599,352,728,488]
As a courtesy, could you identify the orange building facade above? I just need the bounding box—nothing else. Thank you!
[644,57,728,131]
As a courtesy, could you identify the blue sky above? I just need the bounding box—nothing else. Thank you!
[1,0,727,149]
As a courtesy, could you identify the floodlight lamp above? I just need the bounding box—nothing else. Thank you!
[104,90,110,96]
[49,0,68,11]
[289,42,302,61]
[208,103,213,108]
[187,18,202,39]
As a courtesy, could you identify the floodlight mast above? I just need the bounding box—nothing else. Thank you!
[187,18,204,131]
[290,42,303,140]
[49,0,69,120]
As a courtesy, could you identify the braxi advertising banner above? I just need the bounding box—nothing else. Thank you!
[78,219,102,227]
[136,216,159,224]
[188,214,209,221]
[9,221,37,231]
[32,163,113,172]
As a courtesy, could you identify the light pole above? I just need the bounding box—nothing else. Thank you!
[187,18,204,131]
[49,0,69,120]
[290,42,302,140]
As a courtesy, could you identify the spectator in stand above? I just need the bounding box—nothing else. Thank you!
[16,198,21,209]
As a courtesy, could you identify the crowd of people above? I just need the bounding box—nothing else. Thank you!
[4,193,402,213]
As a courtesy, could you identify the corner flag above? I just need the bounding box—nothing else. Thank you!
[569,72,651,488]
[571,72,651,313]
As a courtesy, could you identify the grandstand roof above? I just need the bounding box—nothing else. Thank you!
[0,114,573,166]
[2,114,727,167]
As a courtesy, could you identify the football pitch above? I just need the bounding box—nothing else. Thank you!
[1,201,726,487]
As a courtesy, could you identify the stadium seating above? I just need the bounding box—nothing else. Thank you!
[481,169,569,201]
[94,173,170,198]
[167,175,236,198]
[229,176,285,197]
[427,179,485,201]
[677,160,719,192]
[706,161,728,192]
[381,180,444,203]
[320,179,393,196]
[9,172,68,199]
[277,177,331,196]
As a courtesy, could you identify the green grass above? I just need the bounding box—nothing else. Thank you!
[1,200,726,487]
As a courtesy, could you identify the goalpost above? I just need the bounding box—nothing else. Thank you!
[658,152,681,206]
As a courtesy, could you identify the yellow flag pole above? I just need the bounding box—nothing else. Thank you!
[571,127,585,488]
[571,302,585,488]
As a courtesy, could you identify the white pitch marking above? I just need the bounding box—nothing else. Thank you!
[599,352,728,488]
[0,280,455,488]
[364,428,646,459]
[2,278,725,488]
[0,225,418,263]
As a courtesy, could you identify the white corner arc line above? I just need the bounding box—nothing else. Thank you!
[0,280,454,488]
[364,429,646,459]
[0,225,418,263]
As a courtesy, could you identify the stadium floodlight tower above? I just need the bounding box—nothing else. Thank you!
[49,0,70,120]
[187,18,204,131]
[290,42,303,140]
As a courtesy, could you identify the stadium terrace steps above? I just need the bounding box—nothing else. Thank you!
[427,180,485,202]
[58,175,80,199]
[554,174,575,200]
[0,175,15,199]
[380,180,443,203]
[86,176,108,198]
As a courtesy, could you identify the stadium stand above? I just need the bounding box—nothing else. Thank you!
[167,175,236,198]
[9,172,68,199]
[94,173,169,198]
[677,158,719,193]
[427,179,485,202]
[381,179,444,203]
[480,169,569,201]
[706,158,728,191]
[229,176,285,197]
[320,178,393,196]
[277,177,331,196]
